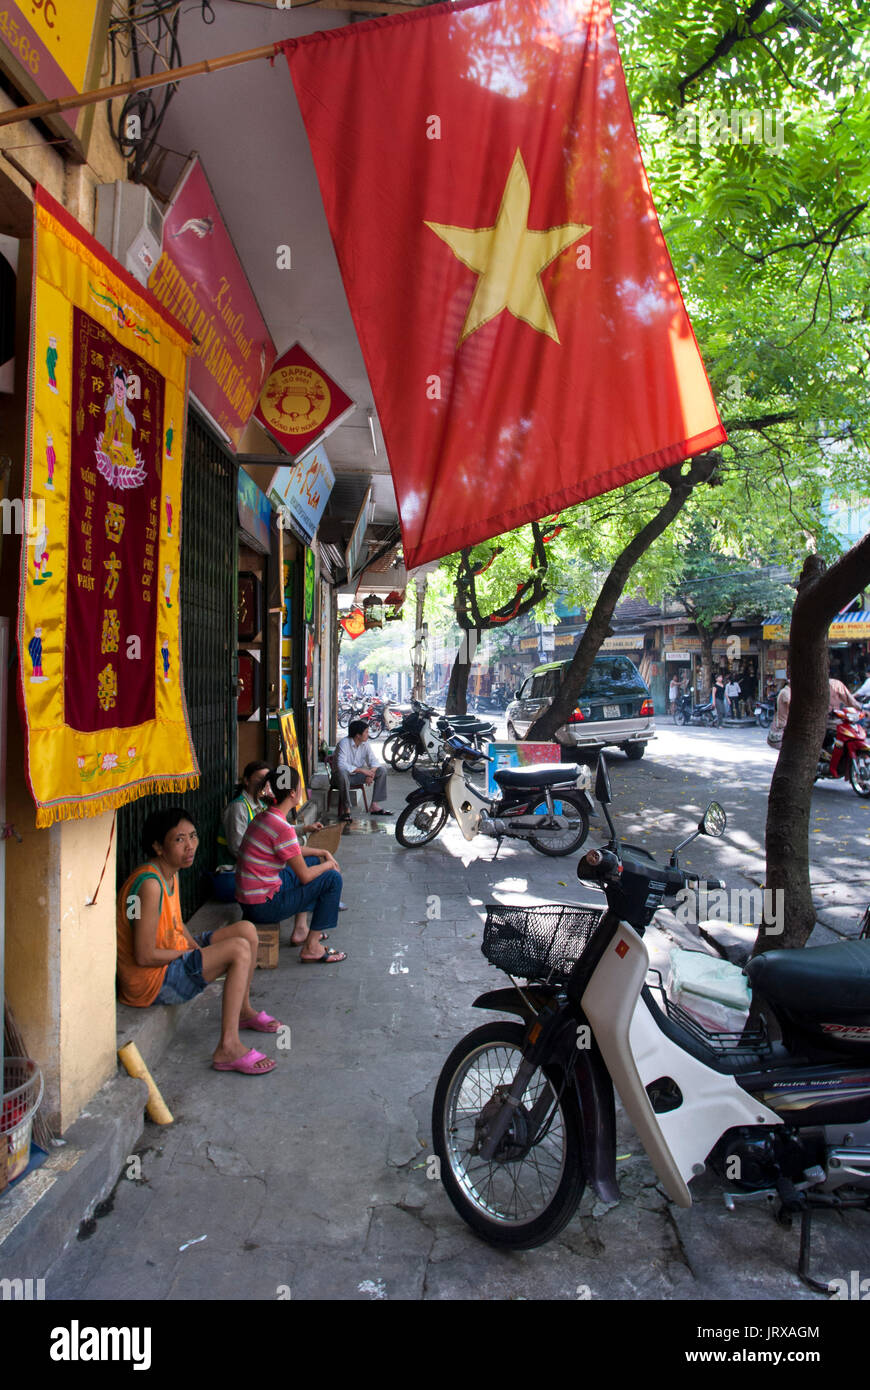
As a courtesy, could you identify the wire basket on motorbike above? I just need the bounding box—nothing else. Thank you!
[482,904,604,985]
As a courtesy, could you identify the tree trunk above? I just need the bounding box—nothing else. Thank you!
[526,453,721,741]
[445,645,470,716]
[761,535,870,954]
[411,575,428,701]
[698,630,714,698]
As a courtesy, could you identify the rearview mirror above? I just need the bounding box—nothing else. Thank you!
[595,754,612,806]
[701,802,726,837]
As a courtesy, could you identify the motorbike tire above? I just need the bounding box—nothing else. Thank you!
[703,711,716,727]
[431,1021,585,1249]
[527,792,590,857]
[850,755,870,798]
[337,706,352,729]
[756,708,772,729]
[673,708,689,726]
[367,716,384,739]
[381,733,401,764]
[395,796,449,847]
[389,736,419,773]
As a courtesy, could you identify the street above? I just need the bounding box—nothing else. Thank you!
[45,724,869,1301]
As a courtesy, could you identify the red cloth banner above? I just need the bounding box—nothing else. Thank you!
[282,0,726,569]
[66,308,161,731]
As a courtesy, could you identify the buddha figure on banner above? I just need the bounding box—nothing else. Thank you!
[96,366,147,489]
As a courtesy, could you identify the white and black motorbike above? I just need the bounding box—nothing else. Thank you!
[395,737,593,857]
[431,755,870,1288]
[384,702,495,773]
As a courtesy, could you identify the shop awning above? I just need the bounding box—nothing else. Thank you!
[762,613,870,641]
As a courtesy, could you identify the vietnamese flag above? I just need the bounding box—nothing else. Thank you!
[281,0,726,569]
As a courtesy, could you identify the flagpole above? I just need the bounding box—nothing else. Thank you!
[0,42,280,129]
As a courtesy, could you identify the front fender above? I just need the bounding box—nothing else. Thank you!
[472,988,618,1204]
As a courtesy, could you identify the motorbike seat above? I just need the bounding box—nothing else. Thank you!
[494,764,581,790]
[745,939,870,1015]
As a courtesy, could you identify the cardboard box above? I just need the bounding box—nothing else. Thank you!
[255,927,279,970]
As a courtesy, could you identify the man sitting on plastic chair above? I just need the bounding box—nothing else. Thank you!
[334,718,391,821]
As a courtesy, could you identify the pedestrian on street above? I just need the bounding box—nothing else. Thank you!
[713,675,726,727]
[725,676,742,719]
[668,674,678,715]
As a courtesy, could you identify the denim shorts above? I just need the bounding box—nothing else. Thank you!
[153,930,214,1006]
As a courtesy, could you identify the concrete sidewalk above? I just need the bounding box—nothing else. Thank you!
[37,756,869,1302]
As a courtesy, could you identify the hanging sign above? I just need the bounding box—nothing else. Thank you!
[269,441,335,544]
[18,187,198,827]
[149,157,275,451]
[254,342,355,459]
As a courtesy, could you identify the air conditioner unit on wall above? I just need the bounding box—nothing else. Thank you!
[94,182,164,288]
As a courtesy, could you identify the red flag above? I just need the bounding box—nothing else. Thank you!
[282,0,726,569]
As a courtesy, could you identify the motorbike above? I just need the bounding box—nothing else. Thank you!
[754,698,775,728]
[395,736,592,856]
[815,707,870,798]
[430,754,870,1287]
[384,702,495,772]
[673,692,716,727]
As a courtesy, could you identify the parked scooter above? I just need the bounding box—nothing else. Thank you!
[395,737,592,857]
[815,707,870,798]
[384,702,494,772]
[754,698,776,729]
[430,754,870,1286]
[673,692,716,727]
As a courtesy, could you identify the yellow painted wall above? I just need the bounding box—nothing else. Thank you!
[1,42,130,1133]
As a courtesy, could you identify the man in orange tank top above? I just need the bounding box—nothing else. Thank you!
[117,808,281,1075]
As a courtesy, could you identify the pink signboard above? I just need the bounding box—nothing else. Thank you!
[148,158,275,452]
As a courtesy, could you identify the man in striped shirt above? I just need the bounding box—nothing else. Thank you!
[236,765,346,964]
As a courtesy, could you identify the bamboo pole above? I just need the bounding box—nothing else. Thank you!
[0,41,280,130]
[117,1041,174,1125]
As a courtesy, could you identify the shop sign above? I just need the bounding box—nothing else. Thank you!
[0,0,110,150]
[255,342,355,459]
[763,624,788,641]
[269,442,335,544]
[345,486,372,580]
[237,470,271,553]
[601,634,643,651]
[555,631,576,646]
[666,651,691,661]
[519,637,539,650]
[829,613,870,640]
[149,158,275,452]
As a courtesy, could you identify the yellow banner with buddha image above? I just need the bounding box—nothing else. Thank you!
[18,187,198,827]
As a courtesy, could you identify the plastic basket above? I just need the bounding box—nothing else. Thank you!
[2,1058,44,1182]
[482,904,604,984]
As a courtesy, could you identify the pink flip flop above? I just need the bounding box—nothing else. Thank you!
[212,1048,276,1074]
[240,1011,281,1034]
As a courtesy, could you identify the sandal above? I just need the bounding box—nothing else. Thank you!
[290,931,329,946]
[212,1048,276,1074]
[239,1011,282,1033]
[300,947,347,965]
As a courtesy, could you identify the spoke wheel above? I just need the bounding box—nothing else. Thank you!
[526,792,589,856]
[432,1022,584,1248]
[395,796,448,847]
[673,708,688,726]
[389,736,419,772]
[850,756,870,798]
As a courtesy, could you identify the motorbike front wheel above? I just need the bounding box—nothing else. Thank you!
[395,796,449,847]
[756,707,772,729]
[389,736,419,772]
[526,792,590,857]
[367,716,384,738]
[673,707,689,726]
[850,755,870,798]
[431,1021,585,1249]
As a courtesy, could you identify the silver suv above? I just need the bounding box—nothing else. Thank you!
[505,656,655,760]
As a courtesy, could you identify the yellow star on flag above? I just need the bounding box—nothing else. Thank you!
[425,149,591,345]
